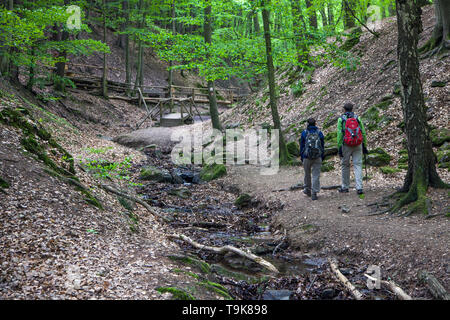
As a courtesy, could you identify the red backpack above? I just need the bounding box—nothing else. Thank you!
[342,115,363,146]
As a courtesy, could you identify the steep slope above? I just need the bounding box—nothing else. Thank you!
[223,4,449,183]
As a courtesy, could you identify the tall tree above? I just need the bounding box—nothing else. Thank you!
[343,0,356,29]
[102,0,108,98]
[392,0,447,215]
[305,0,318,29]
[290,0,310,65]
[419,0,450,54]
[204,0,223,131]
[261,0,289,165]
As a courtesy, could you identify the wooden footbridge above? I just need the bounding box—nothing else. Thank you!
[64,63,248,127]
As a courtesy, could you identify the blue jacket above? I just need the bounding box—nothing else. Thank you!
[300,125,325,161]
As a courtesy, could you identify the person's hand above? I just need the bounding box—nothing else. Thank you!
[338,146,343,158]
[363,145,368,155]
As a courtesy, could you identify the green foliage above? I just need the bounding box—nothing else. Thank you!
[81,156,132,181]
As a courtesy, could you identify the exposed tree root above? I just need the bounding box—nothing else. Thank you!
[169,233,279,274]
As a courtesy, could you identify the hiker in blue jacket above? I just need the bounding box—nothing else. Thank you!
[300,118,325,200]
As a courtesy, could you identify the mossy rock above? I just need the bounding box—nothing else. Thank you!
[430,128,450,147]
[365,148,391,167]
[324,141,338,158]
[393,83,401,95]
[140,166,172,183]
[234,193,252,208]
[0,176,10,189]
[321,161,335,172]
[374,99,394,111]
[436,147,450,170]
[156,287,195,300]
[286,141,300,157]
[168,255,211,274]
[380,166,402,174]
[168,187,192,199]
[200,163,226,181]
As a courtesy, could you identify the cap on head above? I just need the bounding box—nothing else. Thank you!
[343,102,354,112]
[307,118,316,126]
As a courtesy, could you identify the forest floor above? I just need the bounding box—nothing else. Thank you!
[1,4,448,301]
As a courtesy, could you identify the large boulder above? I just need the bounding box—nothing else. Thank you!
[140,166,173,183]
[365,148,391,167]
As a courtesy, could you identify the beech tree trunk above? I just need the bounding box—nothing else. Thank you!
[419,0,450,53]
[102,0,108,98]
[394,0,447,215]
[261,1,289,165]
[204,0,222,131]
[291,0,310,65]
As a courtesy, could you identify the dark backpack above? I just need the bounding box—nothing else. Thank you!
[305,130,322,159]
[342,115,363,147]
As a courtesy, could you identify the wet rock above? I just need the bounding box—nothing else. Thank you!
[140,166,172,183]
[262,290,294,300]
[167,187,192,199]
[431,80,447,88]
[321,288,336,299]
[234,193,252,208]
[340,205,351,213]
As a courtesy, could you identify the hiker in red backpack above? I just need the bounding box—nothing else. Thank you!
[337,102,368,195]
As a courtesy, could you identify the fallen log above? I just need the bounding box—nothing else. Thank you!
[364,274,412,300]
[169,233,279,274]
[418,271,450,300]
[100,184,172,223]
[329,258,364,300]
[273,183,345,192]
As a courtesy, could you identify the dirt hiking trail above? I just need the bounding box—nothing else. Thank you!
[222,164,449,296]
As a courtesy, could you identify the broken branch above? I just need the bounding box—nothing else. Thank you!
[169,233,279,274]
[329,258,363,300]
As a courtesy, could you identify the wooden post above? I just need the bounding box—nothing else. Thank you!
[159,101,163,123]
[230,89,234,104]
[191,88,195,102]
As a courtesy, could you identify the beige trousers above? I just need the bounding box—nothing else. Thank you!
[341,144,363,190]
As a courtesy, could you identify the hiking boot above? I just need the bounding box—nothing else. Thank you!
[311,193,318,201]
[303,189,311,197]
[338,187,349,193]
[357,189,364,195]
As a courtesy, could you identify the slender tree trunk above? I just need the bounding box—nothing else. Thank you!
[261,1,289,165]
[134,0,145,92]
[253,9,261,36]
[168,0,175,112]
[320,8,328,27]
[388,2,396,17]
[204,0,222,131]
[26,46,36,91]
[291,0,310,65]
[305,0,318,29]
[124,0,131,96]
[102,0,108,98]
[327,3,334,27]
[343,0,356,29]
[393,0,447,215]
